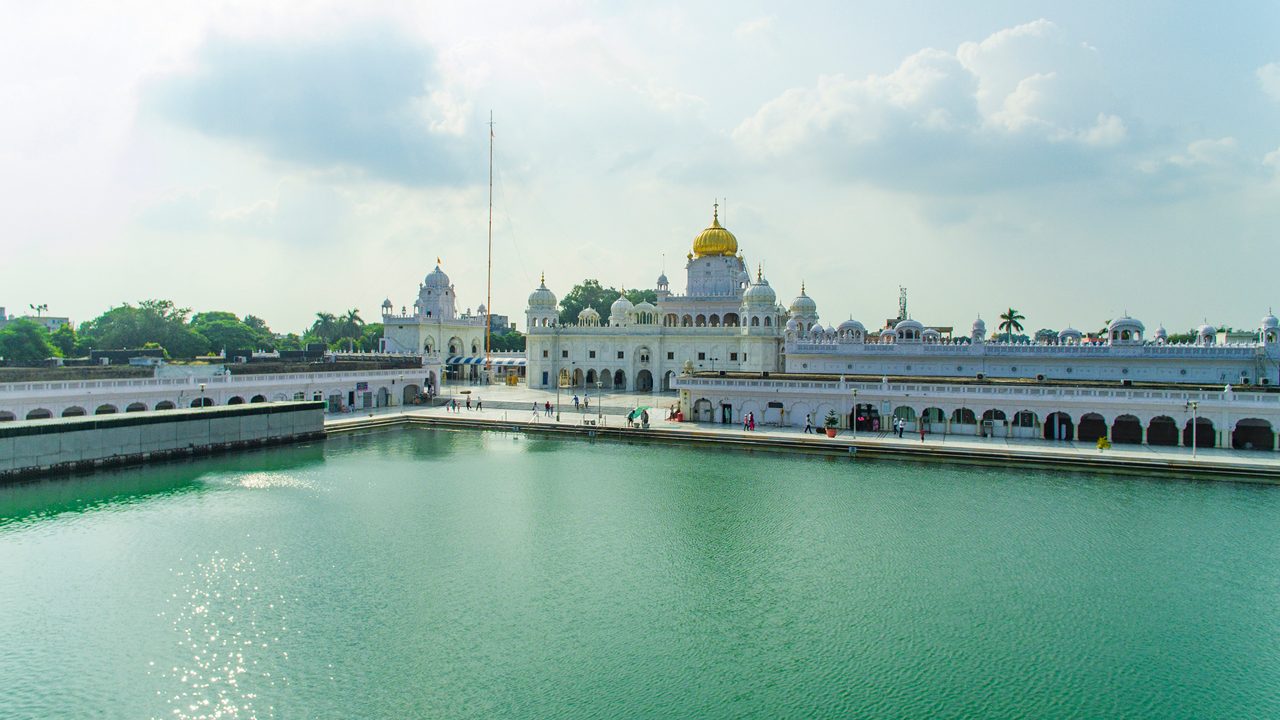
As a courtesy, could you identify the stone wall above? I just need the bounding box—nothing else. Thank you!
[0,401,324,481]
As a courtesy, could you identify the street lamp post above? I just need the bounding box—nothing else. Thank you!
[1186,400,1199,458]
[850,387,858,440]
[596,381,603,423]
[199,382,206,408]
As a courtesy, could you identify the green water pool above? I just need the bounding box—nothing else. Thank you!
[2,427,1278,718]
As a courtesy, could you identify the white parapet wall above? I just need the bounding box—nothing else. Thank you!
[0,401,325,480]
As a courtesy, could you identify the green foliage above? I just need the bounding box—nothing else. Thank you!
[0,319,58,365]
[49,323,78,357]
[78,300,210,358]
[1034,328,1057,342]
[489,330,526,352]
[824,409,840,428]
[189,311,270,354]
[557,280,657,325]
[276,333,305,351]
[998,307,1026,342]
[357,323,384,352]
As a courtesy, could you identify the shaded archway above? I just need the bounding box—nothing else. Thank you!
[1011,410,1038,439]
[892,406,917,431]
[227,396,245,405]
[1233,418,1274,451]
[0,412,15,422]
[1111,415,1143,444]
[95,404,118,415]
[1147,416,1178,446]
[1078,413,1107,443]
[723,312,739,326]
[951,408,977,434]
[920,407,945,433]
[558,368,570,386]
[1044,412,1074,441]
[402,384,421,404]
[190,398,214,408]
[681,315,692,327]
[662,370,677,391]
[695,314,706,327]
[692,398,713,423]
[613,369,626,390]
[635,369,653,392]
[250,394,267,403]
[25,408,52,420]
[981,409,1007,437]
[572,368,585,387]
[126,402,148,413]
[586,369,597,385]
[155,401,176,411]
[1183,418,1216,448]
[62,406,86,417]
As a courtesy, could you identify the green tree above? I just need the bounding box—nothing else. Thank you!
[49,323,79,357]
[998,308,1025,342]
[557,280,657,325]
[1033,328,1058,343]
[488,330,526,352]
[0,319,58,365]
[78,300,209,358]
[276,333,305,351]
[338,308,364,351]
[357,323,384,352]
[310,312,339,344]
[190,311,266,354]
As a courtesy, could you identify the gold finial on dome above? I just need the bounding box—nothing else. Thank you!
[540,271,545,284]
[692,202,739,258]
[756,264,762,281]
[801,280,806,294]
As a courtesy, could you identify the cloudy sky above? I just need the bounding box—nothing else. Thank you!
[4,1,1279,334]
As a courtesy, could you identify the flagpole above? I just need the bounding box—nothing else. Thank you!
[484,111,494,380]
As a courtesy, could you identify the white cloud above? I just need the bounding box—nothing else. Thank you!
[1167,137,1238,168]
[1258,62,1280,102]
[1263,146,1280,171]
[734,15,775,42]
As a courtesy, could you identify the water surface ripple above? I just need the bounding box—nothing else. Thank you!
[2,428,1278,718]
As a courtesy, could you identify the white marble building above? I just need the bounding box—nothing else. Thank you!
[380,264,491,383]
[524,207,794,394]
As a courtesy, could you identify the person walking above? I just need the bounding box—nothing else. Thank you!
[803,414,813,434]
[545,401,552,417]
[748,412,755,432]
[919,424,926,442]
[743,414,750,431]
[476,397,482,412]
[465,396,472,411]
[573,394,580,411]
[531,402,540,422]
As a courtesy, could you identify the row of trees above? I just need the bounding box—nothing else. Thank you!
[557,280,658,326]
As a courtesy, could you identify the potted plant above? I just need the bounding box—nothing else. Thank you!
[824,409,840,438]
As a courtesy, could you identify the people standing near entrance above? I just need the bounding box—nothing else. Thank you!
[804,414,813,434]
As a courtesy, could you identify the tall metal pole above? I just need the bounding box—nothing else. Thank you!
[484,111,494,383]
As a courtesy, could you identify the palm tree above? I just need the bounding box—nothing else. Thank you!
[998,307,1025,342]
[310,312,338,344]
[340,309,364,351]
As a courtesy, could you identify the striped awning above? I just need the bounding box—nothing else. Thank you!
[445,356,526,366]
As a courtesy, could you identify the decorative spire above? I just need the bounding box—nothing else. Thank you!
[756,264,762,281]
[801,280,806,295]
[540,271,545,285]
[713,200,719,223]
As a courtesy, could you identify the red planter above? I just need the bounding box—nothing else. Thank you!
[825,428,837,438]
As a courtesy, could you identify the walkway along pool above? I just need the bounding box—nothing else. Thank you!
[2,426,1279,718]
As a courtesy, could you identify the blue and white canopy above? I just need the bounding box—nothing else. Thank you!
[445,356,526,366]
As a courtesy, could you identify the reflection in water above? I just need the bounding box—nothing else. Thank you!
[151,549,295,720]
[0,442,325,529]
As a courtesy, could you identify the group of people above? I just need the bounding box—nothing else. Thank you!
[572,394,590,411]
[445,395,481,413]
[741,412,757,431]
[530,401,554,421]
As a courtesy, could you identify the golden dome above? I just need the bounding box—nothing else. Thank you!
[692,205,738,257]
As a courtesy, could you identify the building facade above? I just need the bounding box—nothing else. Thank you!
[380,264,493,382]
[524,207,796,394]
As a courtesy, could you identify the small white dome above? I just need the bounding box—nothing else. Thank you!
[578,307,599,321]
[809,322,825,335]
[972,317,986,332]
[1153,325,1168,339]
[1197,323,1216,336]
[1059,327,1082,338]
[424,265,450,289]
[1108,316,1144,333]
[838,319,866,334]
[895,319,924,332]
[743,277,777,306]
[785,318,800,332]
[880,328,895,337]
[789,286,817,315]
[657,272,668,286]
[922,327,941,339]
[632,301,656,313]
[381,298,392,308]
[610,293,634,318]
[1263,313,1279,330]
[527,277,557,308]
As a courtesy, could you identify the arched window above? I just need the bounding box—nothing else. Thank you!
[751,316,760,327]
[764,316,772,327]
